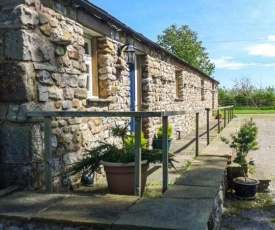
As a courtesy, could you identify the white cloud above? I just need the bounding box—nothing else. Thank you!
[261,63,275,67]
[247,44,275,57]
[211,56,247,69]
[212,56,275,70]
[267,35,275,42]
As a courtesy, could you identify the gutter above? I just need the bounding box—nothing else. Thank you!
[71,0,219,84]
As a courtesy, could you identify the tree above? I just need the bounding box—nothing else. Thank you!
[232,77,255,96]
[157,24,215,76]
[218,76,275,108]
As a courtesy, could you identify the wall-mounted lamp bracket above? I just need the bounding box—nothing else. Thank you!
[117,43,135,64]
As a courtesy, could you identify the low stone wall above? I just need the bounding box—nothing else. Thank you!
[208,182,226,229]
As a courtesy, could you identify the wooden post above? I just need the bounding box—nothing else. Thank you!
[206,108,210,145]
[217,109,220,133]
[195,112,199,157]
[134,117,142,197]
[44,116,52,193]
[162,115,168,193]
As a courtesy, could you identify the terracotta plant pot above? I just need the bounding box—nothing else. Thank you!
[215,113,223,119]
[233,177,259,199]
[101,160,149,195]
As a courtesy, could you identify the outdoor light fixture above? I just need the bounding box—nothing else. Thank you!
[117,43,135,65]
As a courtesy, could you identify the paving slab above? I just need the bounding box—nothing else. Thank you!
[175,163,226,187]
[33,194,138,228]
[115,197,213,230]
[201,119,241,157]
[192,156,228,167]
[0,191,68,220]
[0,186,20,197]
[163,184,218,199]
[0,118,241,230]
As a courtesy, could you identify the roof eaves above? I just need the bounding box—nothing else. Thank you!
[71,0,219,84]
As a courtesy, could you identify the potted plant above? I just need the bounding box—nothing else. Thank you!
[227,118,260,199]
[64,123,172,195]
[153,124,173,150]
[215,112,223,119]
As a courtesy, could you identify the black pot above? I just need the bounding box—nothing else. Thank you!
[233,177,259,199]
[81,173,94,187]
[84,176,94,187]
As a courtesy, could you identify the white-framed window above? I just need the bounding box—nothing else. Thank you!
[83,36,98,99]
[83,37,93,98]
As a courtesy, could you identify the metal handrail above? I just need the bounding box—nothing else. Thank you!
[26,105,234,197]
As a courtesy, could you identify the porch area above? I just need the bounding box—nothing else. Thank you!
[0,115,241,230]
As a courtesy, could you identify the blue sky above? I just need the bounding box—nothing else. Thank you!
[91,0,275,89]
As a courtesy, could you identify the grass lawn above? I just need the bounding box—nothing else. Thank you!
[234,109,275,114]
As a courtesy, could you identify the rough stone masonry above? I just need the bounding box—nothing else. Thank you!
[0,0,218,190]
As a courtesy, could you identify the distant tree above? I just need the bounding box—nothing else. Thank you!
[232,77,255,96]
[253,86,275,107]
[219,77,275,107]
[157,24,215,76]
[218,87,235,106]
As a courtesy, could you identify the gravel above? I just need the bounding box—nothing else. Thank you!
[221,114,275,230]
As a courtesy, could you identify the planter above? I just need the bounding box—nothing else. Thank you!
[215,113,223,119]
[153,138,172,150]
[81,173,94,187]
[233,177,259,199]
[101,160,149,195]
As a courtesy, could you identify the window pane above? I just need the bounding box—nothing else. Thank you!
[86,64,90,74]
[84,42,89,54]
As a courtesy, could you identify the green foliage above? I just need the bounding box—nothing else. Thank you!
[157,24,215,76]
[219,77,275,109]
[64,124,175,176]
[248,165,256,175]
[225,193,275,216]
[156,125,173,139]
[183,160,192,169]
[124,132,148,150]
[220,136,229,144]
[230,119,259,165]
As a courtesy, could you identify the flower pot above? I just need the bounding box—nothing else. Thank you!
[101,160,149,195]
[153,138,172,150]
[215,113,223,119]
[233,177,259,199]
[81,173,94,187]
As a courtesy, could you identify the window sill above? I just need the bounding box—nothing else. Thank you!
[87,97,112,103]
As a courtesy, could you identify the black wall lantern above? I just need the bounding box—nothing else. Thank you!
[117,43,135,65]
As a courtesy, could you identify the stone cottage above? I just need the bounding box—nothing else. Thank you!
[0,0,219,190]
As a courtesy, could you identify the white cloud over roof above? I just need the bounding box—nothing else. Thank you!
[211,56,247,69]
[212,56,275,70]
[247,44,275,57]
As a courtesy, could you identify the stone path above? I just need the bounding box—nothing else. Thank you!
[0,117,233,230]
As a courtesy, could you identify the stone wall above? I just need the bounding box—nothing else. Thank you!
[0,0,130,190]
[0,0,218,190]
[141,55,217,144]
